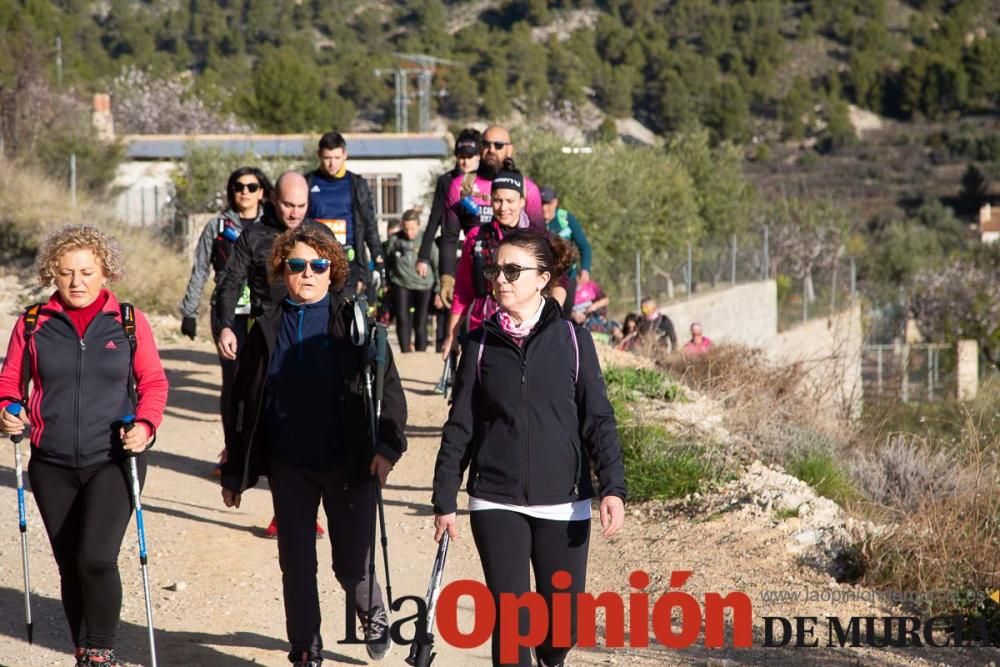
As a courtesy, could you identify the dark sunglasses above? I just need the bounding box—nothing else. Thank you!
[232,182,261,193]
[483,141,509,151]
[285,258,331,274]
[484,263,541,283]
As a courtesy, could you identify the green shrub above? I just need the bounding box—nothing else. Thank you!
[620,421,711,501]
[604,366,685,402]
[787,450,858,505]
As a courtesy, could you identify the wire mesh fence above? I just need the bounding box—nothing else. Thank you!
[862,343,957,403]
[626,227,856,331]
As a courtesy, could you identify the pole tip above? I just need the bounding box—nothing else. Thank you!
[27,622,33,644]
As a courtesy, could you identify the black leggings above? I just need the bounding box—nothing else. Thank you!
[470,510,590,667]
[392,285,432,352]
[28,456,146,650]
[268,458,384,660]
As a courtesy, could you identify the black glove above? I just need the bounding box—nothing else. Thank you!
[181,316,197,340]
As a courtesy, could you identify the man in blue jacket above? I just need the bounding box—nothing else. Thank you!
[305,131,384,296]
[542,186,593,317]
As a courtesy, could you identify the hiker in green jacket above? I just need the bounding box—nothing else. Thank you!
[541,186,592,318]
[386,209,438,352]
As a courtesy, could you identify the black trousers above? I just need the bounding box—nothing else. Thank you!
[391,284,432,352]
[470,510,590,667]
[29,456,146,649]
[218,314,250,442]
[268,458,384,660]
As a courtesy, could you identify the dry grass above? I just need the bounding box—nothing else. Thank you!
[0,158,187,315]
[656,344,849,464]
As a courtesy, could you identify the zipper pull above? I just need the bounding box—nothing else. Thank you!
[521,360,526,384]
[79,338,86,351]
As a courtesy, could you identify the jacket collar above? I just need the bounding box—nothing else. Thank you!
[43,288,121,316]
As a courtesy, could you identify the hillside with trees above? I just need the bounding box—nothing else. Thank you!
[1,0,998,345]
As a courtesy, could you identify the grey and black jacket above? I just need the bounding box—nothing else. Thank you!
[180,208,261,321]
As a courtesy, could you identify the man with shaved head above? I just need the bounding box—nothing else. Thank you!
[436,125,544,307]
[212,171,333,361]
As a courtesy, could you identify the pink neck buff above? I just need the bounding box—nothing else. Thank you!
[497,297,546,345]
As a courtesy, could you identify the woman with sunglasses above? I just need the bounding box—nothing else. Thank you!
[440,159,539,358]
[219,225,407,667]
[180,166,271,464]
[432,228,626,667]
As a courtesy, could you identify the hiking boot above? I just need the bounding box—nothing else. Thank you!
[79,648,121,667]
[358,604,391,660]
[291,651,322,666]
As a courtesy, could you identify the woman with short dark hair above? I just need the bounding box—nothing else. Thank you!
[220,224,407,667]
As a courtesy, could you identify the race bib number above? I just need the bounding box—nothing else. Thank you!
[317,219,348,244]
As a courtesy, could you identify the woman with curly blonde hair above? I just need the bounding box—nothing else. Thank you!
[220,224,408,666]
[0,224,168,667]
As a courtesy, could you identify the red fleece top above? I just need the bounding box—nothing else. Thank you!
[59,290,110,338]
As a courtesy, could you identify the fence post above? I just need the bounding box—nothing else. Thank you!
[69,154,77,209]
[830,260,838,315]
[141,187,147,226]
[730,234,737,285]
[900,343,910,403]
[686,243,692,299]
[876,347,883,396]
[762,226,769,280]
[154,186,160,225]
[850,257,856,299]
[634,251,641,312]
[802,278,807,323]
[927,347,933,401]
[957,340,979,401]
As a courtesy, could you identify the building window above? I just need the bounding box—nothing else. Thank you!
[363,174,402,233]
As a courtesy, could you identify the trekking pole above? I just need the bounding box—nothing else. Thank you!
[405,533,450,667]
[434,354,452,398]
[7,403,33,644]
[122,415,158,667]
[372,324,392,606]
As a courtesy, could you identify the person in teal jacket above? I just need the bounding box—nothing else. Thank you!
[541,186,592,317]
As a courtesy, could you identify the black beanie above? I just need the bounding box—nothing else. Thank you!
[492,168,524,196]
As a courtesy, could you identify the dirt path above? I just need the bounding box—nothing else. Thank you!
[1,324,999,666]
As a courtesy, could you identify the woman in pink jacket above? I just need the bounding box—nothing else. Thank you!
[441,160,545,357]
[0,225,168,667]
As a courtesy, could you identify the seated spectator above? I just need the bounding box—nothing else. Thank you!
[617,313,641,352]
[682,321,713,356]
[570,278,614,342]
[638,296,677,351]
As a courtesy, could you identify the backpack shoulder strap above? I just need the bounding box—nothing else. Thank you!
[566,320,579,385]
[120,303,138,410]
[17,303,43,405]
[476,327,487,384]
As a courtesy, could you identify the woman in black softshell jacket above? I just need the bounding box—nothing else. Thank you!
[432,228,626,667]
[219,225,407,667]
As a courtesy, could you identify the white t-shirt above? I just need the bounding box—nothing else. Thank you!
[468,497,592,521]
